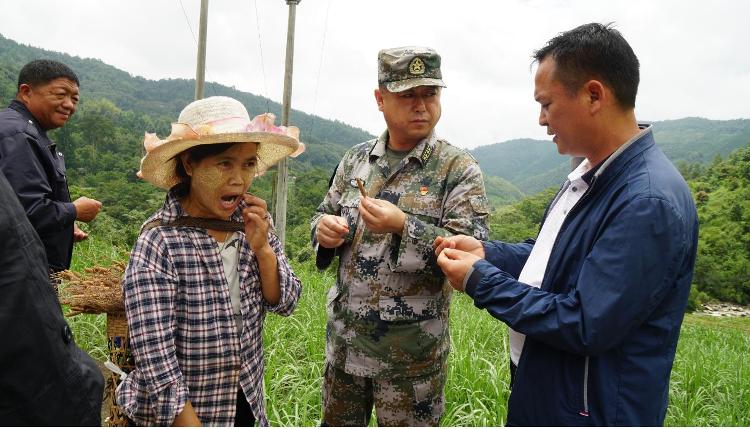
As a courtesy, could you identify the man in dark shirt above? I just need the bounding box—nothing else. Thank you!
[0,168,104,425]
[0,59,101,273]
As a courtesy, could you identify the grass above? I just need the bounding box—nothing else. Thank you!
[666,314,750,426]
[65,239,750,426]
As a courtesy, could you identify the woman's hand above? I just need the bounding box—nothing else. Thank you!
[242,193,281,305]
[241,193,271,254]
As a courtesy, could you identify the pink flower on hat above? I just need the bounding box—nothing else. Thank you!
[137,96,305,190]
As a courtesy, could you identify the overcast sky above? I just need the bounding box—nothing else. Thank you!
[1,0,748,148]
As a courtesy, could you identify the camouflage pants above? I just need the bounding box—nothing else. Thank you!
[321,362,446,426]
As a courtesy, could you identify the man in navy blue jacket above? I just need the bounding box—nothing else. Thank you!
[435,23,698,426]
[0,60,102,273]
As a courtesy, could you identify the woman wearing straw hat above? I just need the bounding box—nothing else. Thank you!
[117,96,304,426]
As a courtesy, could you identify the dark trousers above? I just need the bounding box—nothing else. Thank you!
[509,361,518,389]
[235,388,256,427]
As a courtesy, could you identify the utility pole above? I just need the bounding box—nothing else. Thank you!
[273,0,300,245]
[195,0,209,100]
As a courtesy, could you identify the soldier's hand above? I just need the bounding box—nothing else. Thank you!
[73,196,102,222]
[433,235,485,258]
[436,248,481,291]
[359,196,406,235]
[317,214,349,248]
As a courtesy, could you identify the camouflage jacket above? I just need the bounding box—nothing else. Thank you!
[311,131,490,378]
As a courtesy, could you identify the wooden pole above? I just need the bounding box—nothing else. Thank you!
[195,0,209,100]
[273,0,300,245]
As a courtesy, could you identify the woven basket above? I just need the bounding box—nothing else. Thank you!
[104,312,133,427]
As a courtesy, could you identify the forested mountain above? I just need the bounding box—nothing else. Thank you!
[472,118,750,195]
[685,144,750,305]
[0,33,374,170]
[4,33,748,207]
[0,33,374,245]
[488,141,750,307]
[471,138,569,196]
[1,34,747,306]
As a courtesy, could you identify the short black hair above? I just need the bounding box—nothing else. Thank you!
[533,23,639,109]
[17,59,80,91]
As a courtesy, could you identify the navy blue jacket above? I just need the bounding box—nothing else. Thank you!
[0,100,76,271]
[465,129,698,426]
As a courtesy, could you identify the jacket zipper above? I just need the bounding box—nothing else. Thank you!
[566,182,595,419]
[534,175,600,419]
[580,356,590,417]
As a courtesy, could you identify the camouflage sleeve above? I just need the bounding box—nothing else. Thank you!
[389,157,490,274]
[311,158,350,269]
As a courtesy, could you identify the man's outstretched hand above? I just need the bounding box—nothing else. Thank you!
[436,247,481,292]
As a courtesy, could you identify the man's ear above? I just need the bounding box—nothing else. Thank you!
[374,88,385,112]
[585,79,605,114]
[180,153,193,177]
[16,83,32,104]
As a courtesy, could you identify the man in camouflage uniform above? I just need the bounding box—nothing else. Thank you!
[311,46,490,426]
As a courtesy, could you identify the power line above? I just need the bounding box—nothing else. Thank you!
[252,0,271,113]
[309,0,332,143]
[177,0,197,43]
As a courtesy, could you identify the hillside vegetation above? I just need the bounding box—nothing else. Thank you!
[5,30,749,427]
[472,119,750,195]
[1,33,748,307]
[487,143,750,308]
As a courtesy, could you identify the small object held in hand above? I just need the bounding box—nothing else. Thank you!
[355,177,367,197]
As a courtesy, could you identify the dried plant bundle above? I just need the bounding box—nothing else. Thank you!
[56,262,126,316]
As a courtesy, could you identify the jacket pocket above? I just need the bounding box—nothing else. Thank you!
[469,194,491,215]
[398,193,441,223]
[580,356,590,417]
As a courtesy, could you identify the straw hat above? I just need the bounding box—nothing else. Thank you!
[137,96,305,190]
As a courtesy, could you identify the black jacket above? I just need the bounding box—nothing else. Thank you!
[0,169,103,425]
[0,100,76,271]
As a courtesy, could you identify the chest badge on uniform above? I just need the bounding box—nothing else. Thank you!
[409,57,426,75]
[419,185,429,196]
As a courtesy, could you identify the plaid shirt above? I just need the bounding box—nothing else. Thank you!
[116,191,301,426]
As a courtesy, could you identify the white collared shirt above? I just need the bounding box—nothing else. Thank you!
[509,159,594,364]
[508,125,651,365]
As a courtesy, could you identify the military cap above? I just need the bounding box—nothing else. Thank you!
[377,46,446,93]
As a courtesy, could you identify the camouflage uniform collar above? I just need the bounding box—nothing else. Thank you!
[370,130,438,167]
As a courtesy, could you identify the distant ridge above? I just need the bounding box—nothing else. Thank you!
[472,118,750,195]
[2,33,748,203]
[0,33,375,171]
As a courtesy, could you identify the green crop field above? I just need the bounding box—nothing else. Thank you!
[63,240,750,426]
